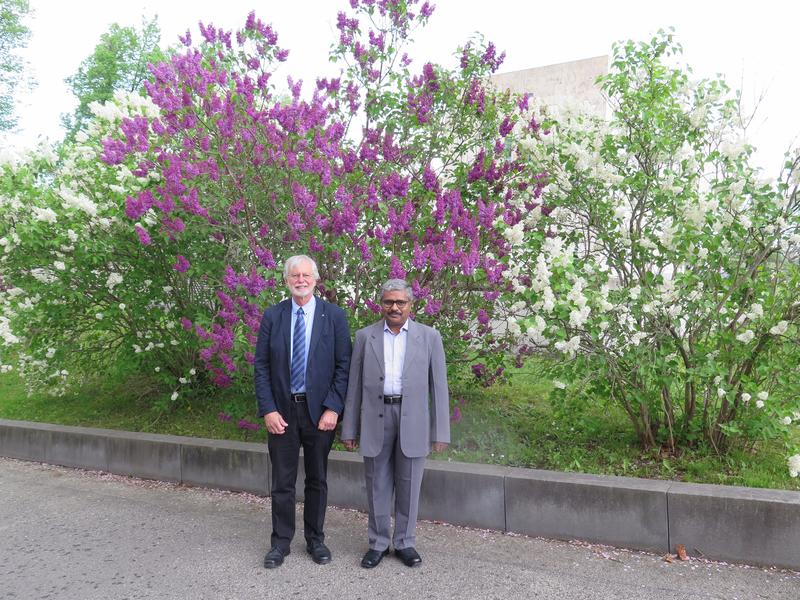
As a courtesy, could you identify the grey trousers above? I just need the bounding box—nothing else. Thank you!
[363,403,426,551]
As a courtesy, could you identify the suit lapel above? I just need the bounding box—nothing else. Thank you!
[279,299,291,354]
[307,297,325,359]
[367,320,385,375]
[401,319,421,382]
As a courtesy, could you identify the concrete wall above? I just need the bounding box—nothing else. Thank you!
[2,419,799,570]
[490,55,609,117]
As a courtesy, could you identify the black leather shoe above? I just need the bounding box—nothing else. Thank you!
[306,541,332,565]
[361,548,390,569]
[263,546,289,569]
[395,547,422,567]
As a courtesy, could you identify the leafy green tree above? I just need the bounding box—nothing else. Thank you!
[521,31,800,455]
[61,16,162,141]
[0,0,31,131]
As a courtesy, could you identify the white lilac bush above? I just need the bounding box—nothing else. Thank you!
[515,32,799,460]
[0,92,205,404]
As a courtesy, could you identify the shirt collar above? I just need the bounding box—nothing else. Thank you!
[292,295,316,315]
[383,319,409,334]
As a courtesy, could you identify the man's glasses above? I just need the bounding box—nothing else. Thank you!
[381,299,410,309]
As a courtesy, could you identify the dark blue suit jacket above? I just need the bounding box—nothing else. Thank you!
[254,297,352,424]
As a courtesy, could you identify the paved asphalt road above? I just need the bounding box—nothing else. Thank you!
[1,456,798,600]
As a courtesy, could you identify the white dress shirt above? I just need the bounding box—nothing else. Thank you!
[383,319,408,396]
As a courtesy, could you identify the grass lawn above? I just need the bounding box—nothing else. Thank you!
[1,368,797,491]
[0,371,267,444]
[447,370,799,490]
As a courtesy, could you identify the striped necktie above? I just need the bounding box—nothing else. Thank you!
[290,307,306,391]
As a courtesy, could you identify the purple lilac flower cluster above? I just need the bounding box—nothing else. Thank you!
[101,2,550,388]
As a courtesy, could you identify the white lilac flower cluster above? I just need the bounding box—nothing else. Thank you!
[165,368,198,404]
[15,352,70,397]
[788,455,800,478]
[0,315,19,346]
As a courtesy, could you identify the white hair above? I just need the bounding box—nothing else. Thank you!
[283,255,320,280]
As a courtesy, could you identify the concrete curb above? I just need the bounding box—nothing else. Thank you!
[1,418,798,569]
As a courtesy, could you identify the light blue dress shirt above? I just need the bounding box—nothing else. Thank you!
[289,296,316,393]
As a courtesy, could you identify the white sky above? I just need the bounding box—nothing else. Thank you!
[10,0,799,174]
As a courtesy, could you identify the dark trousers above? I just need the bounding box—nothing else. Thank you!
[267,400,335,551]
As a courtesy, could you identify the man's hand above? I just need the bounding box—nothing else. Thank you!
[264,411,288,435]
[342,439,358,451]
[432,442,448,453]
[317,409,338,431]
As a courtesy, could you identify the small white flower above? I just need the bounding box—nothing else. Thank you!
[46,347,56,358]
[189,368,196,376]
[747,303,763,320]
[756,400,765,409]
[170,391,179,401]
[32,207,58,223]
[95,312,104,320]
[118,303,126,310]
[106,272,123,290]
[789,455,800,478]
[53,261,66,271]
[736,330,755,343]
[553,380,567,389]
[717,388,727,398]
[554,335,581,358]
[769,321,789,336]
[154,367,160,372]
[741,393,751,403]
[629,331,648,346]
[757,391,769,401]
[781,416,792,426]
[179,377,188,384]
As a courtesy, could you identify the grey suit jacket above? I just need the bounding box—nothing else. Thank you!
[342,319,450,458]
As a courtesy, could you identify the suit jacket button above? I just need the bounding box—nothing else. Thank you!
[379,376,384,381]
[378,414,383,418]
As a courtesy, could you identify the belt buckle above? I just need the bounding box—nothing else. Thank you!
[292,393,306,403]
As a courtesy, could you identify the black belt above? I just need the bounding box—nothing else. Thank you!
[383,394,402,404]
[291,393,307,402]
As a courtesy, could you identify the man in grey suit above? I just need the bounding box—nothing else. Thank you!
[342,279,450,569]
